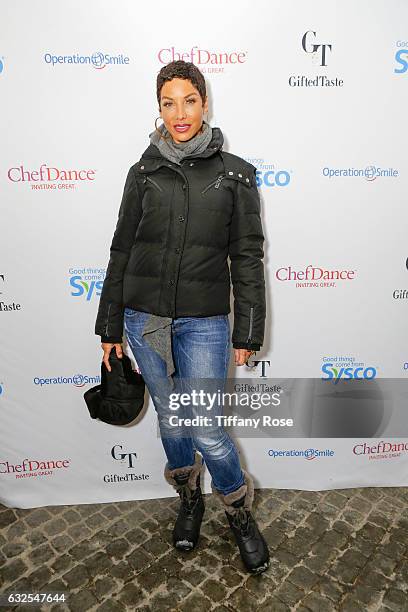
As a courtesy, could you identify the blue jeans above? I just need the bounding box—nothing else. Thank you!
[124,307,245,495]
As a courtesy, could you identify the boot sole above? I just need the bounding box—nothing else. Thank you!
[174,539,196,551]
[247,559,270,574]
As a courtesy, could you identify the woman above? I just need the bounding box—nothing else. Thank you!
[95,60,269,574]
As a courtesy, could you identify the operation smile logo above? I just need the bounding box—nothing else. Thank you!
[8,164,97,191]
[0,457,71,478]
[268,448,335,460]
[33,373,101,388]
[289,30,343,88]
[44,51,130,69]
[157,46,247,73]
[322,165,399,181]
[104,444,150,484]
[275,264,356,288]
[69,267,106,301]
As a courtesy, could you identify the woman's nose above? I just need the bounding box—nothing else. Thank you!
[175,104,187,120]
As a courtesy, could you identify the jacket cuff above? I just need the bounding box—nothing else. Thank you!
[233,342,261,351]
[100,335,123,344]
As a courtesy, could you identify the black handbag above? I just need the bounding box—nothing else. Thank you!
[84,347,146,425]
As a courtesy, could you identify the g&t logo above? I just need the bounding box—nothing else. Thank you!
[111,444,138,468]
[302,30,332,67]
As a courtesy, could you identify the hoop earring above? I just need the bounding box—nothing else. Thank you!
[155,116,171,142]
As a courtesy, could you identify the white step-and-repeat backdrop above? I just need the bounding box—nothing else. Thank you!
[1,1,407,508]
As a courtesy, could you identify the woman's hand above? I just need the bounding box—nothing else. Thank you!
[234,348,256,366]
[101,342,123,372]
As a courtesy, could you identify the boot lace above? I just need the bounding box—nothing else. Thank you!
[232,506,250,534]
[177,483,199,511]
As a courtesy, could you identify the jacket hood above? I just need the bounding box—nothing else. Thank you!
[141,126,224,161]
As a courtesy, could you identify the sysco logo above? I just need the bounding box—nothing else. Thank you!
[321,363,377,384]
[394,41,408,74]
[69,268,106,301]
[255,169,291,188]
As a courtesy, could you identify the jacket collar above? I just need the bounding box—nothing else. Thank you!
[135,127,224,174]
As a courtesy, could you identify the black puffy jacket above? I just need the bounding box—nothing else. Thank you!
[95,127,266,350]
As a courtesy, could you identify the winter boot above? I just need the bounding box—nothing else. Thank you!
[212,469,270,574]
[164,454,205,551]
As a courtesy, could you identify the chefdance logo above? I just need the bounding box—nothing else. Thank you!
[0,457,71,478]
[157,46,247,73]
[8,164,97,191]
[275,264,356,288]
[353,440,408,460]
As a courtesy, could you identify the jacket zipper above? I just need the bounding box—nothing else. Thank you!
[105,303,112,336]
[201,174,225,194]
[247,306,254,345]
[144,175,163,192]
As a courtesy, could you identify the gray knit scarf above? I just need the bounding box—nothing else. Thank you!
[149,120,213,165]
[141,121,214,389]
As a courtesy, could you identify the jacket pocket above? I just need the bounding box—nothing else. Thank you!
[143,175,163,193]
[201,174,225,195]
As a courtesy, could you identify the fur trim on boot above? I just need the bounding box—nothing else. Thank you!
[164,452,203,491]
[164,452,205,551]
[211,469,254,515]
[211,468,270,574]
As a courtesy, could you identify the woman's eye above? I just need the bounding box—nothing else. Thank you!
[163,99,195,108]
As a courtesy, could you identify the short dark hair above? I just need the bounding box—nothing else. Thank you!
[156,60,207,110]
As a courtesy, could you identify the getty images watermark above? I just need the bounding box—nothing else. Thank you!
[152,377,408,439]
[167,383,292,430]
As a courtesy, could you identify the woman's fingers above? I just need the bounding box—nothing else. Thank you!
[101,342,123,372]
[234,348,253,366]
[103,351,112,372]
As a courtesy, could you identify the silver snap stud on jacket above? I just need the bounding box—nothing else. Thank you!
[238,173,242,177]
[246,178,250,182]
[228,171,234,175]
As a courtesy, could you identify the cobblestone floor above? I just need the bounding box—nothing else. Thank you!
[1,486,408,611]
